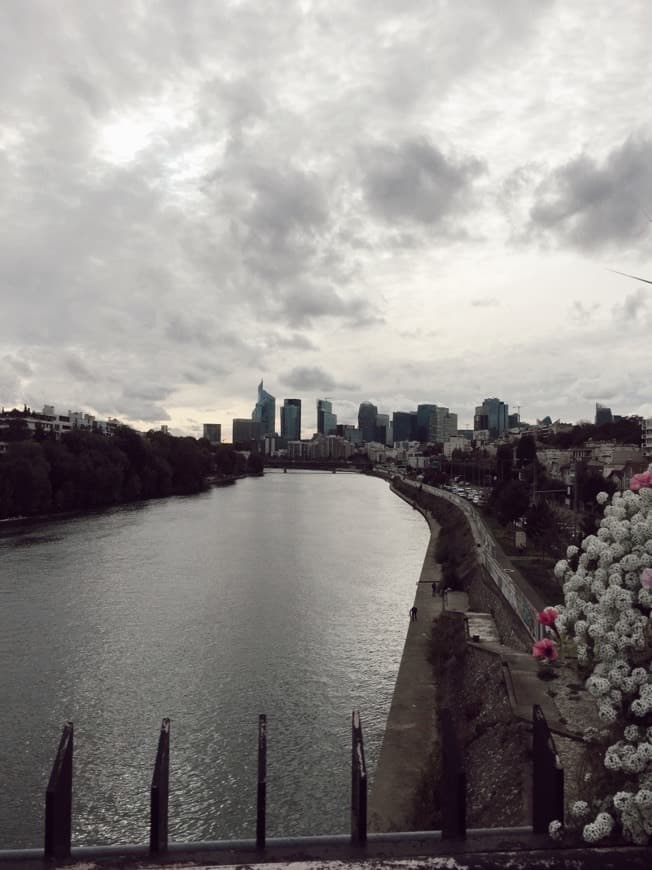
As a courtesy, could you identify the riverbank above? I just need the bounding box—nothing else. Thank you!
[0,474,258,527]
[368,493,444,831]
[374,480,601,833]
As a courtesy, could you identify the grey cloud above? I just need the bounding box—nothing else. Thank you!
[470,297,499,308]
[527,136,652,250]
[280,366,337,392]
[3,354,32,377]
[279,284,382,329]
[64,354,96,381]
[571,300,599,322]
[65,74,108,116]
[361,137,485,227]
[267,333,318,351]
[122,384,173,403]
[612,288,649,322]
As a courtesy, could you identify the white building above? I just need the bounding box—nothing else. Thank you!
[642,419,652,456]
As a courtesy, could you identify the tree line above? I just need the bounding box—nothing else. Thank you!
[0,426,255,520]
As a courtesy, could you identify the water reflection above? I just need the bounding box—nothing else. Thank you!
[0,473,428,847]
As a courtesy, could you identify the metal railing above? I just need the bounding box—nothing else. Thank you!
[26,705,564,860]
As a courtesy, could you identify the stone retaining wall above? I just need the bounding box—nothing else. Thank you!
[392,479,532,651]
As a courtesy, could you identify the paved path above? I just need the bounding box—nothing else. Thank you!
[369,490,573,833]
[368,509,444,832]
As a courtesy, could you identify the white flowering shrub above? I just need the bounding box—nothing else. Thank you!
[551,470,652,845]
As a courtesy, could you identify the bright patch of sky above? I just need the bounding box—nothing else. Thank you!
[1,0,651,439]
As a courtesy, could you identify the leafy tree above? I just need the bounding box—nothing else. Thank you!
[524,500,559,554]
[1,442,52,515]
[247,453,265,475]
[516,434,537,465]
[580,472,617,506]
[493,480,530,526]
[495,443,514,482]
[2,418,31,442]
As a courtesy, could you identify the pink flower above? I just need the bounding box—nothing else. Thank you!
[538,607,559,626]
[533,638,559,661]
[641,568,652,590]
[630,470,652,491]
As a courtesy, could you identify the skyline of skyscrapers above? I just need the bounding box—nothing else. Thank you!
[227,380,519,449]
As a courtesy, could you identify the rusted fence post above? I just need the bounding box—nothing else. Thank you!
[256,714,267,849]
[351,711,367,845]
[440,708,466,839]
[150,718,170,854]
[532,704,564,833]
[44,721,73,859]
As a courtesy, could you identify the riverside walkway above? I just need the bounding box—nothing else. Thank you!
[369,506,460,831]
[368,484,582,833]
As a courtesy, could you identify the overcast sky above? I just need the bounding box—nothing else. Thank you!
[2,0,652,439]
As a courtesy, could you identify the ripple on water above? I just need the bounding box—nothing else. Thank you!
[0,474,429,846]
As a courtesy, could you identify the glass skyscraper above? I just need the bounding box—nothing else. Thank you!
[281,398,302,441]
[252,380,276,435]
[317,399,337,435]
[358,401,378,442]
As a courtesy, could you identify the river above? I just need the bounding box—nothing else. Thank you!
[0,471,429,848]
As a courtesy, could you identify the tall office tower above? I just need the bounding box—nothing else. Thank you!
[252,380,276,435]
[232,418,262,445]
[428,407,458,444]
[416,404,438,442]
[358,401,378,442]
[203,423,222,444]
[595,403,613,426]
[392,411,418,443]
[317,398,337,435]
[508,412,521,429]
[375,413,390,444]
[474,398,509,439]
[281,398,302,441]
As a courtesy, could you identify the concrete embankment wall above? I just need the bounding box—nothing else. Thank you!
[393,479,532,651]
[367,492,443,832]
[369,480,533,832]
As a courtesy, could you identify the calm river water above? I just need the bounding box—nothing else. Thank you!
[0,471,429,848]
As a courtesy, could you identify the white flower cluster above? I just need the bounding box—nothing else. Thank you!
[582,811,615,843]
[552,476,652,845]
[548,819,564,840]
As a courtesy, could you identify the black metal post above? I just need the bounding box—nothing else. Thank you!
[44,721,73,860]
[150,718,170,854]
[441,708,466,839]
[351,711,367,845]
[256,714,266,849]
[532,705,564,833]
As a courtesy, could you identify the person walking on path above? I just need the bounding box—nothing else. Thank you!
[409,606,418,622]
[431,581,437,596]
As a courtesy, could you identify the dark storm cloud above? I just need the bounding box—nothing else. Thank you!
[360,138,485,227]
[527,136,652,250]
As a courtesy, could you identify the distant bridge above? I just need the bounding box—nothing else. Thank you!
[263,459,366,472]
